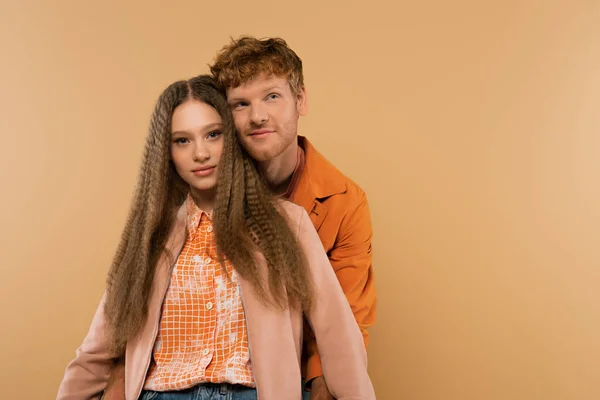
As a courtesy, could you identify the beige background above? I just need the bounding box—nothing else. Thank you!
[1,1,599,399]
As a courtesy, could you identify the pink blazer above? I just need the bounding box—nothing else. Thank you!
[56,201,376,400]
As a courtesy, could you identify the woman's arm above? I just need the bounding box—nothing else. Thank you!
[57,292,114,400]
[295,209,376,400]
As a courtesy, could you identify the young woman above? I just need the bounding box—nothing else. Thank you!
[56,75,375,400]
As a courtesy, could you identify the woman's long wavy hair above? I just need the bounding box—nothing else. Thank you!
[103,75,314,357]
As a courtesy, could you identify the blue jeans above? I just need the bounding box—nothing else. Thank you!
[302,388,310,400]
[302,380,310,400]
[139,383,257,400]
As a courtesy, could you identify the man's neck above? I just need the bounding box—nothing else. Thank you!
[257,138,299,195]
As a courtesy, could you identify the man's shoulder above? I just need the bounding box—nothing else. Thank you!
[300,136,367,203]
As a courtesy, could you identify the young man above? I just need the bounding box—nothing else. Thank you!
[210,36,377,400]
[99,37,376,400]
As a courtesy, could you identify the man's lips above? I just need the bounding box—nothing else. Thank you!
[250,129,273,136]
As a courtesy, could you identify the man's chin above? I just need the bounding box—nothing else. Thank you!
[251,152,275,162]
[245,146,279,162]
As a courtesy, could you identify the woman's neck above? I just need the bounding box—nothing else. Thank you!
[190,187,216,213]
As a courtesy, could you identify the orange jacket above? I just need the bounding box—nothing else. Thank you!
[293,137,377,385]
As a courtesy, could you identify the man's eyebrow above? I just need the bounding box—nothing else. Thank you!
[264,84,283,92]
[227,97,245,104]
[228,85,285,104]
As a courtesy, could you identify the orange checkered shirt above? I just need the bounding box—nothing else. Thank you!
[144,195,254,390]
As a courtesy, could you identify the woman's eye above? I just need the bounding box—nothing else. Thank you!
[174,137,189,144]
[267,93,279,100]
[207,130,222,139]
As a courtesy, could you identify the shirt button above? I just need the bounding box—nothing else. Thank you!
[206,302,213,310]
[207,225,213,232]
[202,348,210,356]
[205,257,212,264]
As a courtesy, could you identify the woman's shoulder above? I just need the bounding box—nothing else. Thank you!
[273,199,308,228]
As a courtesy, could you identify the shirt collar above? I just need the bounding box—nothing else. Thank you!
[185,194,212,234]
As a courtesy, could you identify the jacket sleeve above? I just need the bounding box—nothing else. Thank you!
[296,209,376,400]
[56,292,113,400]
[304,191,377,385]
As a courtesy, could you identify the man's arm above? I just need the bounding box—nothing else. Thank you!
[305,191,377,388]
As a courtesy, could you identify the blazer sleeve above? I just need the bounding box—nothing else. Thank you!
[304,191,376,384]
[56,292,113,400]
[296,209,376,400]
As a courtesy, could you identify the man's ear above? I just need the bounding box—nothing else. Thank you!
[297,86,308,116]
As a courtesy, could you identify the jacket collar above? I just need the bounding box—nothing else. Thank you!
[292,136,347,231]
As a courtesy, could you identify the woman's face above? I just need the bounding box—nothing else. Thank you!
[170,100,224,200]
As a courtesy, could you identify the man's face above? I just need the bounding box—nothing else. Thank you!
[226,74,307,162]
